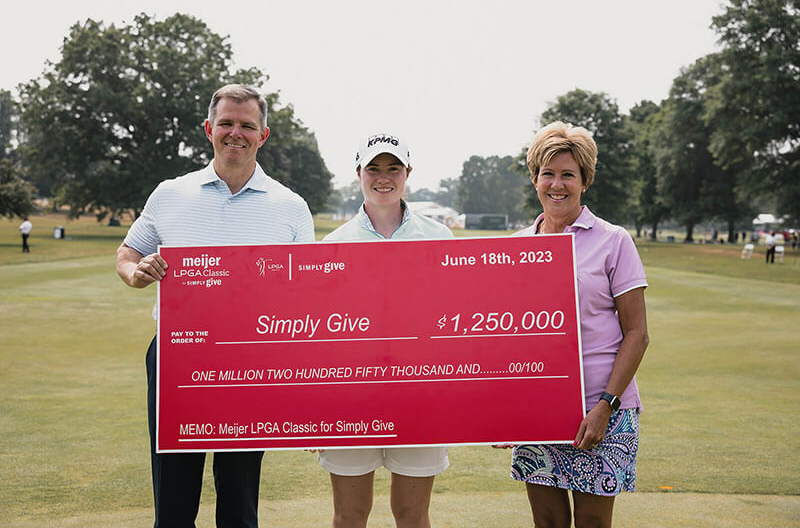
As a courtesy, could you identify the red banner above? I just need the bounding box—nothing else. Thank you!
[156,235,584,452]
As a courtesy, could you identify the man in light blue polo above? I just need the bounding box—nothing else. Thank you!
[116,84,314,528]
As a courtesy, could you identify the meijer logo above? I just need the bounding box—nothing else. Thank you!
[182,254,221,268]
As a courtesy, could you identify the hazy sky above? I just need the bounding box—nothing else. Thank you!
[3,0,725,191]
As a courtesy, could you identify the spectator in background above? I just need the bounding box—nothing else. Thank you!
[19,217,32,253]
[765,231,777,264]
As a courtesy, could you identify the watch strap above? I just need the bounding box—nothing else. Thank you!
[599,391,621,412]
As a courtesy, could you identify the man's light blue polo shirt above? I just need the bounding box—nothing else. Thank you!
[324,202,453,241]
[125,161,315,255]
[124,161,314,320]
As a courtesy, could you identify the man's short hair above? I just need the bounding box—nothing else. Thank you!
[208,84,267,130]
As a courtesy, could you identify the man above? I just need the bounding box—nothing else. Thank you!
[116,84,315,527]
[19,217,32,253]
[765,231,777,264]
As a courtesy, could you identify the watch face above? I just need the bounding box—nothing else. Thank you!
[601,392,619,411]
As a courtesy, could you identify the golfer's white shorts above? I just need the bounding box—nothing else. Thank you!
[319,446,449,477]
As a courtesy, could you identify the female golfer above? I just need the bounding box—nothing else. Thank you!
[511,121,649,528]
[319,133,452,528]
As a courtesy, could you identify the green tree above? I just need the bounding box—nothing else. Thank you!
[628,100,669,239]
[18,13,331,218]
[433,177,459,208]
[408,177,459,208]
[0,90,16,161]
[455,155,528,222]
[707,0,800,222]
[0,160,37,218]
[331,179,363,216]
[258,95,332,214]
[523,89,633,224]
[407,187,435,201]
[653,55,740,242]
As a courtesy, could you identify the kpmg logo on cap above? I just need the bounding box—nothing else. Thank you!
[356,133,409,166]
[367,134,400,147]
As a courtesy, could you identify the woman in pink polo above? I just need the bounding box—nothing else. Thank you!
[511,121,649,528]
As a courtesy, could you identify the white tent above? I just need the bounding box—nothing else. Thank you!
[752,213,783,227]
[406,201,461,228]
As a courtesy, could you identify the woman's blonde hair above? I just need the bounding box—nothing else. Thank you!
[527,121,597,187]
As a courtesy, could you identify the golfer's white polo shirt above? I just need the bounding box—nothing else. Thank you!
[318,200,452,478]
[324,202,453,241]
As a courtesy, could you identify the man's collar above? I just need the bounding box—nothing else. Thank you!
[200,161,269,193]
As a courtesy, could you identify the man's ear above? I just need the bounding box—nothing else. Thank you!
[259,126,270,146]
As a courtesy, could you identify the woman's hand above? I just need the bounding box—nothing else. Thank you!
[573,404,612,450]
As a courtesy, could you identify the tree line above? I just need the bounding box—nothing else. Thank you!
[2,1,798,243]
[368,0,797,240]
[0,13,332,221]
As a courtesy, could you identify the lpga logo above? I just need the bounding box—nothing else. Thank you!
[256,257,284,276]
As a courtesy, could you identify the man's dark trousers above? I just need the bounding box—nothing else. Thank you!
[146,336,264,528]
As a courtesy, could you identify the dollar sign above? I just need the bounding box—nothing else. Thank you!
[437,314,447,329]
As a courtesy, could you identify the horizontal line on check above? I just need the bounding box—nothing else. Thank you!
[216,336,418,345]
[430,332,566,339]
[178,434,398,442]
[178,375,569,389]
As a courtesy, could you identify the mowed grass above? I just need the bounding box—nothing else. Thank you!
[1,213,799,526]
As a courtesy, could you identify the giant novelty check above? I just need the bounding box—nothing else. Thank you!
[156,235,585,453]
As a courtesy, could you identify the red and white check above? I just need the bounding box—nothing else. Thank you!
[156,235,585,453]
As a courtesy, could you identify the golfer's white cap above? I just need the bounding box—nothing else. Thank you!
[355,133,410,169]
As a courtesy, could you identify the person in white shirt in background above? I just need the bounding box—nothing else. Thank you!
[764,231,777,264]
[19,217,32,253]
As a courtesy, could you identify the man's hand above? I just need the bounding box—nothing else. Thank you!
[116,244,168,288]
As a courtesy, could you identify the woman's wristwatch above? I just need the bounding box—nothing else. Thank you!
[599,391,621,412]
